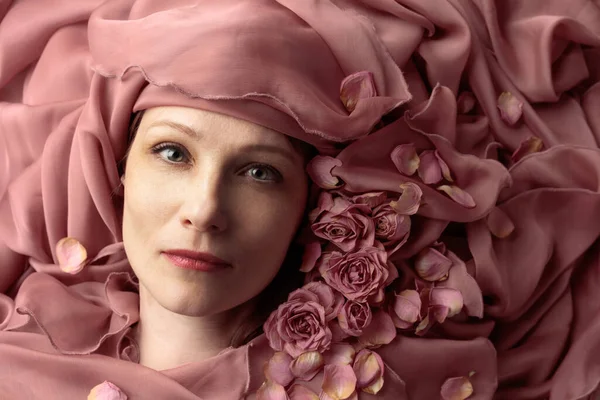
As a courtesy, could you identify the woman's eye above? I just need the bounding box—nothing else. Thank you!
[247,164,281,182]
[152,143,188,164]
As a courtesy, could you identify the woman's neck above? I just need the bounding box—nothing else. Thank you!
[133,285,255,371]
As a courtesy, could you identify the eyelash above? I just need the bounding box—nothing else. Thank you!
[150,142,282,183]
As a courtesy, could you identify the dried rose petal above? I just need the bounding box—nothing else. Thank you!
[363,376,384,395]
[340,71,377,113]
[357,310,397,348]
[321,364,357,400]
[437,185,476,209]
[288,384,319,400]
[430,287,464,318]
[511,136,544,163]
[257,380,289,400]
[353,349,384,392]
[439,252,484,318]
[414,247,452,282]
[497,91,523,125]
[392,290,421,328]
[290,351,324,381]
[87,381,127,400]
[323,343,356,366]
[265,352,294,387]
[56,237,88,274]
[390,182,422,215]
[307,156,343,189]
[414,314,432,336]
[319,391,358,400]
[391,144,420,176]
[434,151,453,182]
[300,242,322,273]
[441,376,474,400]
[418,150,443,184]
[486,207,515,238]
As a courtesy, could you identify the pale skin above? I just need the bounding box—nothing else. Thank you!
[121,106,309,370]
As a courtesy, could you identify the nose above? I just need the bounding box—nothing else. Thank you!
[178,169,228,233]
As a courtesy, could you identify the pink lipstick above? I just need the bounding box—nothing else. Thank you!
[162,249,231,272]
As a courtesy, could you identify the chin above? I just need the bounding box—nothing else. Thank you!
[152,282,250,317]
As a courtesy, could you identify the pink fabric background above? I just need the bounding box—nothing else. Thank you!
[0,0,599,398]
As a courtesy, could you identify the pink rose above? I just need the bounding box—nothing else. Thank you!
[290,281,344,322]
[372,202,411,255]
[310,192,375,252]
[337,300,372,337]
[317,245,398,304]
[264,298,333,358]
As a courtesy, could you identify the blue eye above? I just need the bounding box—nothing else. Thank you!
[247,164,282,183]
[151,143,282,183]
[151,143,188,164]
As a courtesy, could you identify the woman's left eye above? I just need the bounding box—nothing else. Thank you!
[246,164,282,183]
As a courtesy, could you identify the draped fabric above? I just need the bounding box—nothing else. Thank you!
[0,0,599,398]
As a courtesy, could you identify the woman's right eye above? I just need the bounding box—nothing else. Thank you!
[151,143,190,164]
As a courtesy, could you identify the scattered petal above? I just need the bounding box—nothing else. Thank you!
[323,343,356,366]
[353,349,384,392]
[430,287,464,318]
[358,310,397,348]
[441,376,474,400]
[290,351,324,381]
[307,156,343,189]
[434,151,453,182]
[391,144,420,176]
[511,136,544,163]
[257,380,290,400]
[414,314,432,336]
[319,391,358,400]
[87,381,127,400]
[300,242,322,273]
[363,377,385,395]
[265,352,294,387]
[439,252,484,318]
[486,207,515,238]
[321,364,357,400]
[457,92,476,114]
[340,71,377,113]
[437,185,476,208]
[390,182,422,215]
[392,290,421,328]
[56,237,88,274]
[414,248,452,281]
[288,384,319,400]
[497,91,523,126]
[418,150,443,184]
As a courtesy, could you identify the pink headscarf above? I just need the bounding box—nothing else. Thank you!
[1,0,600,398]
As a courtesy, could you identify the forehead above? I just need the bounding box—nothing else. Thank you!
[140,106,295,149]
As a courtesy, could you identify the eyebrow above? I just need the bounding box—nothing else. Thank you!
[146,120,302,163]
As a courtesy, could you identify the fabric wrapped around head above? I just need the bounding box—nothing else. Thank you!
[1,0,600,398]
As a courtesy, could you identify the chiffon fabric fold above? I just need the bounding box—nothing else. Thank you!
[1,0,599,398]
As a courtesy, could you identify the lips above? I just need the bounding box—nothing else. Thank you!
[162,249,231,271]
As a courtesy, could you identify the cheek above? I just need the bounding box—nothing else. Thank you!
[122,172,173,267]
[240,189,307,268]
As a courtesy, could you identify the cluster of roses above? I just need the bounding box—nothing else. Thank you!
[259,175,482,399]
[257,72,483,399]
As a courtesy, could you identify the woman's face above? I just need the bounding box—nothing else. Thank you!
[122,106,309,317]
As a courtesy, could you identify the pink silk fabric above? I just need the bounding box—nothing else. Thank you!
[1,0,600,398]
